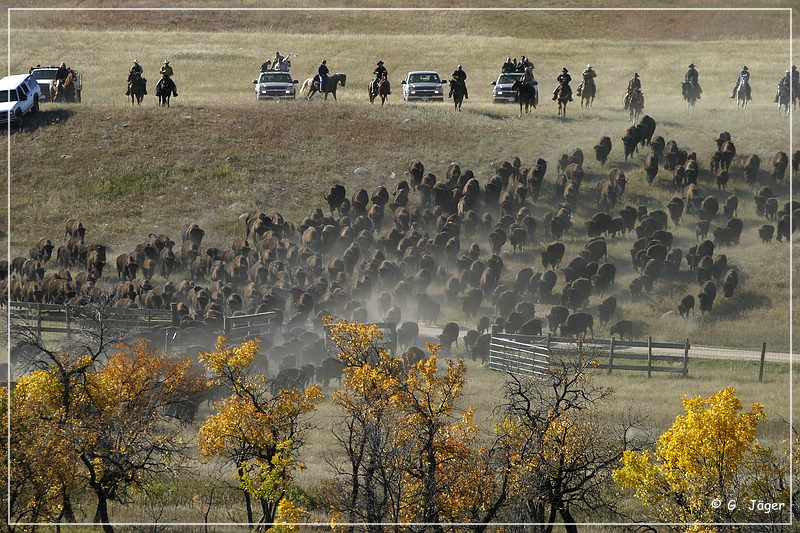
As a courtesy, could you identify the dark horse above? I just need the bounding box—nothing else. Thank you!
[155,76,177,107]
[368,73,391,106]
[735,81,750,111]
[627,90,644,122]
[50,71,76,103]
[682,81,700,111]
[449,78,465,112]
[128,72,147,105]
[511,79,537,116]
[578,77,595,109]
[777,83,790,117]
[555,82,570,117]
[303,73,347,100]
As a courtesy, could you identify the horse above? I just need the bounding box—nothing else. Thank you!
[511,79,536,116]
[449,78,466,112]
[368,73,390,106]
[50,71,75,103]
[735,82,750,111]
[579,78,595,109]
[155,76,177,107]
[777,83,790,117]
[555,82,571,117]
[301,73,347,100]
[128,73,147,105]
[682,81,700,111]
[626,90,644,122]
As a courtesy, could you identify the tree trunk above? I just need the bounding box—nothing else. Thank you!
[560,507,578,533]
[94,496,114,533]
[239,465,254,527]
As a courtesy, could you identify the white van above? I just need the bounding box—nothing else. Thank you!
[0,74,42,128]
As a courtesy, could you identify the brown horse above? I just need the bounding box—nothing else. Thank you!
[301,73,347,100]
[449,78,466,112]
[627,90,644,122]
[555,82,570,117]
[129,72,147,105]
[368,73,391,106]
[50,71,75,103]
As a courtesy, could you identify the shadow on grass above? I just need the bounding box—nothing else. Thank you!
[6,108,75,135]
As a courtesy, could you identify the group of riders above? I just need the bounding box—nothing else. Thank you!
[119,53,799,106]
[125,59,178,98]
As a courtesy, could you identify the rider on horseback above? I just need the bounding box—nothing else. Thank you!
[126,59,143,96]
[159,59,178,97]
[683,63,701,99]
[552,68,573,102]
[372,60,389,96]
[730,66,750,100]
[521,66,536,88]
[793,65,800,97]
[624,73,642,109]
[317,60,330,92]
[56,62,69,86]
[775,69,791,103]
[576,64,595,97]
[450,65,468,99]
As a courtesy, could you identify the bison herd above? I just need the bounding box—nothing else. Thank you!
[4,118,799,380]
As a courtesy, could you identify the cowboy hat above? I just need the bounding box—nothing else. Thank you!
[164,59,170,64]
[586,64,592,68]
[688,63,695,68]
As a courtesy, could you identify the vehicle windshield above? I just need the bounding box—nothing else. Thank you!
[0,90,19,103]
[408,73,440,84]
[31,70,57,80]
[260,72,293,83]
[498,74,523,84]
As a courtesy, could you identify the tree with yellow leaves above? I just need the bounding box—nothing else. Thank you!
[326,319,506,532]
[614,387,789,527]
[198,337,322,530]
[10,339,204,532]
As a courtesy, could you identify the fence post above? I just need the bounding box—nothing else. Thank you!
[36,302,43,343]
[65,305,72,339]
[682,338,689,377]
[608,337,615,374]
[647,336,653,378]
[170,303,179,326]
[546,333,551,353]
[758,341,767,383]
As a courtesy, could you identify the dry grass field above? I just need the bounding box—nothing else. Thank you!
[3,4,799,528]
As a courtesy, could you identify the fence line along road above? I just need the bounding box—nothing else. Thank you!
[416,325,790,364]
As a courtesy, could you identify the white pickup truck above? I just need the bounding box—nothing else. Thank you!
[0,73,42,129]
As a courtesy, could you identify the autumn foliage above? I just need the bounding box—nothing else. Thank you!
[614,387,788,526]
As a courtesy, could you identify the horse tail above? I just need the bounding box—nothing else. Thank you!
[299,78,311,97]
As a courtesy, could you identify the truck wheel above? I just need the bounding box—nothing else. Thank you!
[32,97,39,113]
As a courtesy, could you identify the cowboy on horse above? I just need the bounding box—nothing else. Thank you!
[624,73,642,109]
[126,59,144,96]
[55,62,69,87]
[775,69,791,103]
[730,66,751,100]
[683,63,701,99]
[450,64,468,99]
[159,59,178,97]
[371,60,389,96]
[552,67,573,101]
[576,64,595,96]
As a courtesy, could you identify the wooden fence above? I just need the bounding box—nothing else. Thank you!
[10,301,178,342]
[489,330,690,378]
